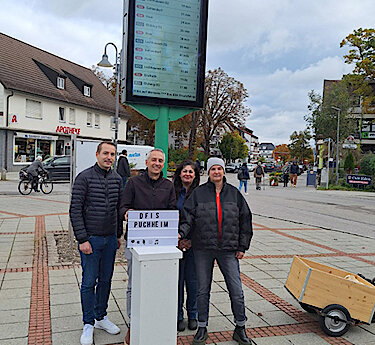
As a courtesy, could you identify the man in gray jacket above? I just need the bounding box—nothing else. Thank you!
[70,141,123,345]
[26,156,46,192]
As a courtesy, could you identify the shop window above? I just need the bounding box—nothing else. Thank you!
[37,140,51,161]
[56,140,64,156]
[87,112,93,127]
[59,107,66,122]
[26,99,42,119]
[14,138,35,163]
[69,108,76,125]
[95,114,100,128]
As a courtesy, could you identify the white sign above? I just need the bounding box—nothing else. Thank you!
[342,143,357,149]
[127,210,179,248]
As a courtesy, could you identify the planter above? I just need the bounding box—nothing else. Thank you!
[269,178,278,186]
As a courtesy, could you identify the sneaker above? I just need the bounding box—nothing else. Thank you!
[80,324,94,345]
[177,319,185,332]
[94,316,120,334]
[244,192,248,195]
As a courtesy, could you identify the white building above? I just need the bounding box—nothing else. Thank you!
[0,33,130,172]
[259,142,275,162]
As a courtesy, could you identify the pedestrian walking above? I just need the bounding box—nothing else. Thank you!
[116,149,131,188]
[254,162,265,190]
[119,148,176,344]
[237,162,250,195]
[289,161,299,187]
[173,160,200,332]
[180,157,253,345]
[69,141,123,345]
[282,163,289,187]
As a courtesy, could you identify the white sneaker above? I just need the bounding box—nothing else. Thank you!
[94,316,120,334]
[244,192,248,195]
[80,324,94,345]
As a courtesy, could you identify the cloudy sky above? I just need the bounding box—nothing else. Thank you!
[0,0,374,145]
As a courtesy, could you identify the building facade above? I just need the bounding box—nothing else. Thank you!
[0,33,129,172]
[259,142,275,161]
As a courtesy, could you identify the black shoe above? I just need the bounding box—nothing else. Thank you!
[188,319,198,330]
[177,319,185,332]
[192,327,208,345]
[233,325,251,344]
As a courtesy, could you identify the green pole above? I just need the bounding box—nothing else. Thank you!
[154,106,170,176]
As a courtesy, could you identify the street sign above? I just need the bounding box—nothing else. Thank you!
[123,0,209,108]
[346,174,372,186]
[127,210,179,247]
[342,143,357,149]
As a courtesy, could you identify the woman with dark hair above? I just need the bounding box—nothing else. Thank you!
[173,160,200,332]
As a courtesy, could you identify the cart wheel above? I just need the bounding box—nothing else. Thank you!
[300,302,315,313]
[319,304,351,337]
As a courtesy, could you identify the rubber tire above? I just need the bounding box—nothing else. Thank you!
[40,180,53,194]
[319,304,351,337]
[18,180,32,195]
[300,302,316,313]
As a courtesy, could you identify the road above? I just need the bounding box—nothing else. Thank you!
[1,171,374,239]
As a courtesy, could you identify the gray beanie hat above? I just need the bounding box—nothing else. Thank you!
[207,157,225,172]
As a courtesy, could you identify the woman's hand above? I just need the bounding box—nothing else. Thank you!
[236,251,244,259]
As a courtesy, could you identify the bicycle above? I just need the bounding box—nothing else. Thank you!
[18,170,53,195]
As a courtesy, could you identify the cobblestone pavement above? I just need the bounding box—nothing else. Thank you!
[0,177,374,344]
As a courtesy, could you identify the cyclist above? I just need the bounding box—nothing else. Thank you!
[26,156,47,192]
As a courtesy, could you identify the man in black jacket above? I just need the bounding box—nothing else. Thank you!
[70,141,123,345]
[117,149,131,188]
[180,157,253,345]
[119,148,176,344]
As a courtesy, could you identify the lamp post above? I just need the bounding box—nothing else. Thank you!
[98,42,120,169]
[324,138,331,189]
[332,106,341,185]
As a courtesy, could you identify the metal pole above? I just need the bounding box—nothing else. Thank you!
[336,109,340,185]
[114,53,120,169]
[326,138,330,190]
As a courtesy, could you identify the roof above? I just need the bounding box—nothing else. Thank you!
[0,33,129,117]
[259,143,275,150]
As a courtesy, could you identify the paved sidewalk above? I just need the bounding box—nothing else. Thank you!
[0,187,374,344]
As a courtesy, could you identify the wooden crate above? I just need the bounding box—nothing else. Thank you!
[285,256,375,324]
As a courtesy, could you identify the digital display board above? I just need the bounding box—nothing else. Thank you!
[124,0,208,108]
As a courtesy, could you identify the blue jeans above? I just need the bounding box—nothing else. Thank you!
[178,248,198,321]
[239,180,248,192]
[79,235,118,325]
[194,250,247,327]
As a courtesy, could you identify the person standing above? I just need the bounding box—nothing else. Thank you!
[180,157,253,345]
[26,156,47,192]
[237,162,250,195]
[69,141,123,345]
[119,148,176,344]
[173,160,200,332]
[117,149,131,188]
[254,162,265,190]
[289,161,299,187]
[282,163,289,187]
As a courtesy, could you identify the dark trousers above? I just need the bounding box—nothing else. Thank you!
[28,173,39,191]
[79,235,117,325]
[178,248,198,321]
[283,174,289,187]
[194,249,247,327]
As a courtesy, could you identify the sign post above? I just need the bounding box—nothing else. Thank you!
[122,0,209,174]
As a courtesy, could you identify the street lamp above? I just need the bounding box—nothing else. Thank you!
[332,106,341,185]
[98,42,120,168]
[324,138,332,189]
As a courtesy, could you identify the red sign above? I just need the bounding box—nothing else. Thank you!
[11,115,18,123]
[56,126,80,135]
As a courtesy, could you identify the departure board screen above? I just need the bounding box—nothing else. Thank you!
[125,0,208,108]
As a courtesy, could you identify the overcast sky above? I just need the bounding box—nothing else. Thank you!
[1,0,374,145]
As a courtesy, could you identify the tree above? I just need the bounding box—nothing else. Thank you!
[218,132,248,163]
[344,151,355,173]
[288,130,313,163]
[272,144,291,164]
[198,68,251,155]
[340,28,375,113]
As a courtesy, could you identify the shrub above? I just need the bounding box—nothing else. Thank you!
[359,154,375,176]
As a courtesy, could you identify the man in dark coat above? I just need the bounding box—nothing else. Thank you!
[70,141,123,345]
[117,149,131,188]
[119,148,176,344]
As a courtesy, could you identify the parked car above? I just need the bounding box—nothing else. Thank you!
[247,163,257,172]
[225,163,240,173]
[43,156,70,181]
[263,163,276,173]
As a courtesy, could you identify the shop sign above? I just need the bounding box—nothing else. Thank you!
[16,132,58,140]
[11,114,18,123]
[361,132,375,139]
[56,125,81,135]
[346,174,372,186]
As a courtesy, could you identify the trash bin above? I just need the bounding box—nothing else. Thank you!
[306,170,317,187]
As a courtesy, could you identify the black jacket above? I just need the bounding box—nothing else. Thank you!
[237,165,250,180]
[180,178,253,252]
[290,164,299,174]
[119,169,176,228]
[69,163,123,244]
[117,155,130,178]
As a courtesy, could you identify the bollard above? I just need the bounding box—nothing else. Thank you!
[0,169,6,181]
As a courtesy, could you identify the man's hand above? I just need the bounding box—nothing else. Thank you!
[117,238,122,249]
[178,239,191,251]
[79,241,92,255]
[236,251,244,259]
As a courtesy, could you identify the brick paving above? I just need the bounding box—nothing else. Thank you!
[0,190,374,344]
